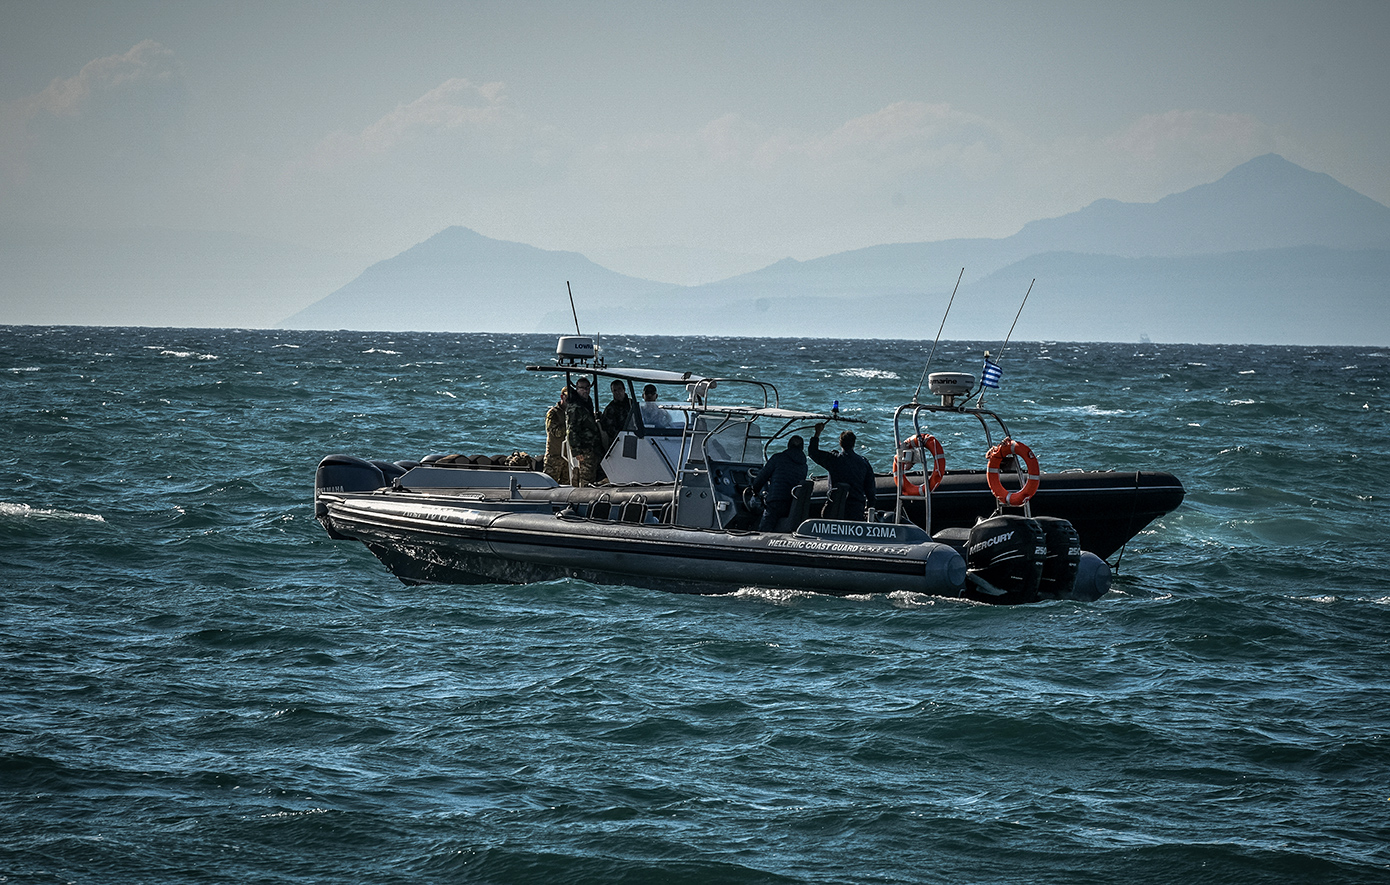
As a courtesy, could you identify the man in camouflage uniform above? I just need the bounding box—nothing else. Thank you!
[543,387,570,484]
[565,378,605,486]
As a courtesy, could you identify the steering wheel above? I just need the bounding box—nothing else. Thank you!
[742,486,762,513]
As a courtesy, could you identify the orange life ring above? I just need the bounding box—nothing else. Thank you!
[893,434,946,496]
[986,438,1041,506]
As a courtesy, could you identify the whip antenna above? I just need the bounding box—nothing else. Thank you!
[566,281,582,335]
[913,267,965,402]
[996,278,1034,364]
[979,278,1034,406]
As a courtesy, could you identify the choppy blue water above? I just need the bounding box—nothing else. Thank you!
[3,326,1388,884]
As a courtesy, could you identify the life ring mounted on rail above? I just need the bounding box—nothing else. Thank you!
[893,434,947,496]
[986,438,1041,506]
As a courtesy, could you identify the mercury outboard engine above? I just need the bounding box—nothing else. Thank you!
[1034,516,1081,598]
[963,514,1046,604]
[1031,516,1113,601]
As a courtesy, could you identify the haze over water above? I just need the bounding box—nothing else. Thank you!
[3,326,1388,882]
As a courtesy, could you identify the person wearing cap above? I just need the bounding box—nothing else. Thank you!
[543,387,570,484]
[751,435,808,531]
[811,422,877,520]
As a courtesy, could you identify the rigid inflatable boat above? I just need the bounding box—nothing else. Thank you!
[315,337,1183,603]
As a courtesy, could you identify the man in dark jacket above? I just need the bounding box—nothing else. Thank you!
[601,379,631,439]
[751,435,808,531]
[810,423,876,520]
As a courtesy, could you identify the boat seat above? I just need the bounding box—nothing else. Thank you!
[820,483,849,520]
[775,480,815,533]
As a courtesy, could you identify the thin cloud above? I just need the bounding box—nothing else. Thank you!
[1,40,185,196]
[301,78,543,171]
[356,79,509,153]
[20,40,182,119]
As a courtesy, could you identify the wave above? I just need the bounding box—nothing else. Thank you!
[144,346,219,360]
[0,501,105,522]
[839,368,900,380]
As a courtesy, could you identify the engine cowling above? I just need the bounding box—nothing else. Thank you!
[964,514,1046,604]
[315,455,386,518]
[1034,516,1082,599]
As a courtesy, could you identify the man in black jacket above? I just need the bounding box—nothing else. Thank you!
[810,423,876,520]
[751,435,808,531]
[601,379,631,439]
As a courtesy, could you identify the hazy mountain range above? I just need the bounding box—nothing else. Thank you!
[4,154,1385,343]
[281,154,1390,344]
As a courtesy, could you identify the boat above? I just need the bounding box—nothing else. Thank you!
[315,336,1183,604]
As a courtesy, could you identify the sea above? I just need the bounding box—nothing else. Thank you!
[3,325,1388,884]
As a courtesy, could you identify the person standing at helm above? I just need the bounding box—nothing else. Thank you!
[811,423,877,520]
[751,435,808,531]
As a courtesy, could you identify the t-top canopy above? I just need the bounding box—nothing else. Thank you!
[691,404,860,423]
[525,365,713,386]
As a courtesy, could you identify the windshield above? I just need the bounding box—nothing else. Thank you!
[699,417,764,464]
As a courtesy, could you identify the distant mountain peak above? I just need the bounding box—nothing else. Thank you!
[1223,152,1309,177]
[1012,153,1390,257]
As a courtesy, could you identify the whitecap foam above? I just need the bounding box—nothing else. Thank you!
[728,585,818,604]
[886,590,972,608]
[1059,405,1129,416]
[839,368,900,380]
[157,350,218,360]
[0,501,106,522]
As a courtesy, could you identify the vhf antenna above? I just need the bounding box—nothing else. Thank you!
[566,281,582,335]
[913,268,965,402]
[979,278,1034,407]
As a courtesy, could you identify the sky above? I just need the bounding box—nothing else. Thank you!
[2,0,1389,292]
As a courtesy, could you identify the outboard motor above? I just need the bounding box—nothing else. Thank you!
[315,455,386,517]
[1034,516,1082,598]
[963,514,1046,604]
[370,460,409,486]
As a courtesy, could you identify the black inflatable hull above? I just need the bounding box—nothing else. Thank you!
[319,496,968,598]
[318,455,1180,563]
[864,469,1184,560]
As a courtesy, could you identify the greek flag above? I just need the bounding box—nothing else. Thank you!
[981,358,1002,389]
